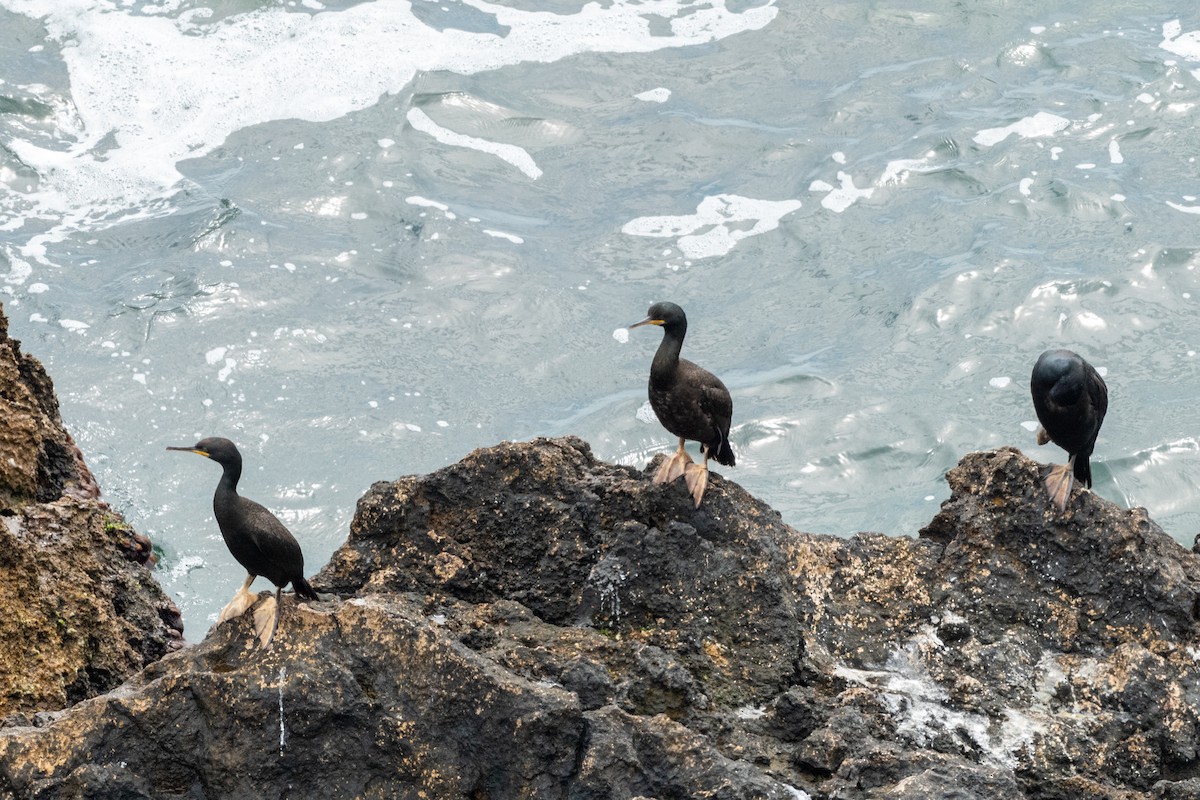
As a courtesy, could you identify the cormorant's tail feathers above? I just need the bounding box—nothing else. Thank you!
[1073,453,1093,488]
[713,437,735,467]
[292,575,320,602]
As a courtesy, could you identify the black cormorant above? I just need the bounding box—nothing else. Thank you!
[1030,349,1108,512]
[167,437,319,647]
[630,301,735,507]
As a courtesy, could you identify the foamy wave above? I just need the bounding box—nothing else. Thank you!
[0,0,778,253]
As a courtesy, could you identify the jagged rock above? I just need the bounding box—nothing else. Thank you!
[3,428,1200,798]
[0,303,183,717]
[0,307,97,506]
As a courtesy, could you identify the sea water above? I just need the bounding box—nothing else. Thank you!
[2,0,1200,632]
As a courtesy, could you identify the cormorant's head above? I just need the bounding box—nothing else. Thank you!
[630,301,687,335]
[1032,349,1085,403]
[166,436,242,468]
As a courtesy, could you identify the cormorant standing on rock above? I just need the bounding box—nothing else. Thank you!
[167,437,319,647]
[631,301,735,507]
[1030,349,1108,512]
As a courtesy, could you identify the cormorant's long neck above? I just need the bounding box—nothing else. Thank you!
[216,458,242,499]
[650,324,685,385]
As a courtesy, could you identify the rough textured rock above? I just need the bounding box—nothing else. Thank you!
[3,431,1200,799]
[0,303,183,716]
[0,307,97,507]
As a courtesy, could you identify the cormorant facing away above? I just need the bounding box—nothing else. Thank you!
[1030,349,1108,512]
[630,301,735,507]
[167,437,319,647]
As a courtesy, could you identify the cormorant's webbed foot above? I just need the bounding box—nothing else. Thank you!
[683,463,709,508]
[683,446,713,508]
[218,574,256,623]
[1044,458,1076,512]
[252,589,281,649]
[653,438,693,484]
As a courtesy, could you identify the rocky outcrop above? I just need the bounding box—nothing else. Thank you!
[0,303,183,717]
[2,431,1199,799]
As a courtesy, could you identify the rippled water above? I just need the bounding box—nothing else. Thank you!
[3,0,1200,633]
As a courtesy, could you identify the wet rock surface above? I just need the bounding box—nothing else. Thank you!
[2,422,1200,797]
[0,303,183,718]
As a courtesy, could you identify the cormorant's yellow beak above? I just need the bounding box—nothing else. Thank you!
[166,446,210,458]
[629,317,665,329]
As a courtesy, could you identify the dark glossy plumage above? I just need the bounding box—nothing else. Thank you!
[634,302,735,467]
[1031,349,1108,488]
[167,437,318,600]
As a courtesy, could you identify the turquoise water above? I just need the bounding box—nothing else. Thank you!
[3,0,1200,634]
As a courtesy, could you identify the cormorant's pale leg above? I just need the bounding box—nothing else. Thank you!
[1044,454,1076,512]
[219,574,257,623]
[653,438,693,484]
[684,446,711,508]
[252,588,281,649]
[1036,426,1051,446]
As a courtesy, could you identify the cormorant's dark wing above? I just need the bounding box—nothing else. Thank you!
[700,383,733,427]
[240,498,305,576]
[1086,362,1108,429]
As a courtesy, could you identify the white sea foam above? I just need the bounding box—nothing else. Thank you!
[483,229,524,244]
[406,196,450,212]
[622,194,802,259]
[1161,20,1200,62]
[973,112,1070,146]
[2,254,32,285]
[407,107,542,180]
[168,554,204,580]
[635,400,657,424]
[1167,201,1200,215]
[0,0,778,268]
[635,87,671,103]
[811,171,874,213]
[878,156,934,186]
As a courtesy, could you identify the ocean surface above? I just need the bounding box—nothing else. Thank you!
[2,0,1200,634]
